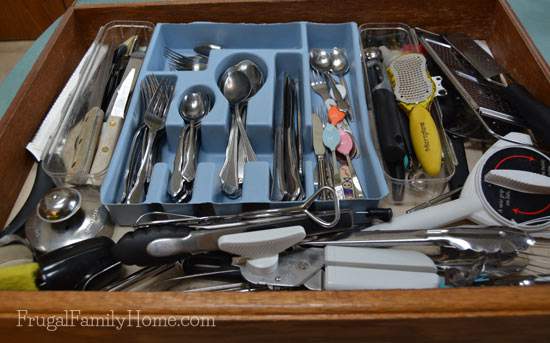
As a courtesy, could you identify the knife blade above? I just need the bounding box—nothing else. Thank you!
[89,67,136,183]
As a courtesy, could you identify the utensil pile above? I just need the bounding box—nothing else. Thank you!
[218,59,265,198]
[271,75,304,201]
[122,75,176,203]
[309,48,364,200]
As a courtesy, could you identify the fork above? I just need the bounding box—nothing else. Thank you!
[164,47,207,71]
[126,79,175,203]
[310,69,332,104]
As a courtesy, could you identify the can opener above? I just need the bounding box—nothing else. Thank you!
[218,226,439,290]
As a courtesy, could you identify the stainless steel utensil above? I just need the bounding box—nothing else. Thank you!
[113,187,341,265]
[282,76,304,201]
[218,60,265,197]
[310,48,349,112]
[330,47,353,119]
[126,78,175,203]
[169,88,214,202]
[304,225,534,254]
[164,47,207,71]
[312,110,328,200]
[310,69,332,105]
[193,44,222,58]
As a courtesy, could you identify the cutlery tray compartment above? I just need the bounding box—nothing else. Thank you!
[101,22,388,225]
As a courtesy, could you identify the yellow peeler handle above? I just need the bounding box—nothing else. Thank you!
[408,106,442,176]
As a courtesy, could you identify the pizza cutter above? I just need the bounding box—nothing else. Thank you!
[368,132,550,232]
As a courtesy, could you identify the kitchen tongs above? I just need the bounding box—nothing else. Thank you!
[305,225,535,254]
[134,186,340,230]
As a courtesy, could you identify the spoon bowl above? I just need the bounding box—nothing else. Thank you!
[219,68,252,106]
[309,48,332,72]
[235,59,264,95]
[179,88,215,123]
[330,47,350,76]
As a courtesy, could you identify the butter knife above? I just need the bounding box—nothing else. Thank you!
[312,112,328,199]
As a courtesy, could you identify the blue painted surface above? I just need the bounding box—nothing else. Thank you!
[1,0,549,119]
[0,18,60,118]
[508,0,550,64]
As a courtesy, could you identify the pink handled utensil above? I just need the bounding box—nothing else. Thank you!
[337,129,364,198]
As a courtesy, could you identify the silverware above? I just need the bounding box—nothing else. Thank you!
[218,69,251,197]
[312,110,328,200]
[126,77,175,203]
[282,76,303,201]
[164,47,207,71]
[271,126,287,200]
[310,69,332,105]
[218,60,264,197]
[320,110,345,200]
[310,48,349,112]
[193,44,222,58]
[336,129,364,198]
[329,47,353,120]
[170,87,213,202]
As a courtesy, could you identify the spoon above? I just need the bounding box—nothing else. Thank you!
[330,48,353,120]
[337,129,364,198]
[322,124,345,200]
[233,60,265,182]
[169,89,213,201]
[218,69,253,196]
[309,49,349,112]
[309,48,332,72]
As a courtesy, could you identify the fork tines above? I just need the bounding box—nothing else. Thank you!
[164,47,199,71]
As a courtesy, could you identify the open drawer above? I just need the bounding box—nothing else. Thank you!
[1,0,550,341]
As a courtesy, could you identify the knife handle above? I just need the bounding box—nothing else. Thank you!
[502,83,550,147]
[90,116,124,184]
[67,107,104,183]
[315,154,327,199]
[112,226,192,266]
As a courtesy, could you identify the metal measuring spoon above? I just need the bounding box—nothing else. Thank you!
[337,129,364,198]
[330,47,353,120]
[322,124,345,200]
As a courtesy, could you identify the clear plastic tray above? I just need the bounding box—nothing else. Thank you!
[360,23,456,205]
[42,20,154,186]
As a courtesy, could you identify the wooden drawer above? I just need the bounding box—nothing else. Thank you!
[1,0,550,341]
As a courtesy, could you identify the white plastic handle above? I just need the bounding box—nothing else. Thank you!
[366,197,482,231]
[485,169,550,195]
[218,226,306,259]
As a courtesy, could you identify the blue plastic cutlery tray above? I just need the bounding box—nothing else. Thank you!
[101,22,389,225]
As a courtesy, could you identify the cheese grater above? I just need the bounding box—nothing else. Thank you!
[416,28,525,130]
[387,53,444,177]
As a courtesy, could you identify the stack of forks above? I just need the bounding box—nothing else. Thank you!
[122,75,175,203]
